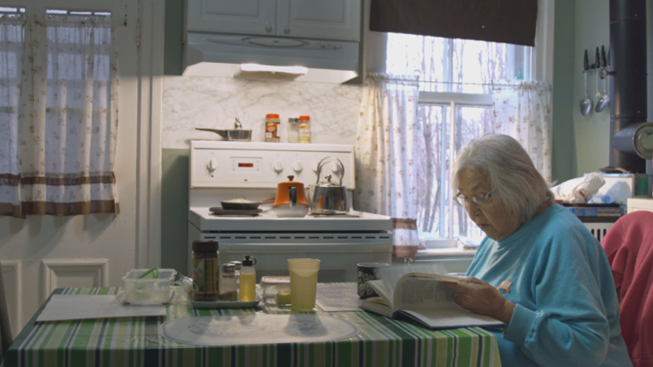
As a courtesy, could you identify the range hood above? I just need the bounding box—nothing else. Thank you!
[183,33,360,83]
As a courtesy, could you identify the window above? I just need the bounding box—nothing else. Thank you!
[385,33,534,246]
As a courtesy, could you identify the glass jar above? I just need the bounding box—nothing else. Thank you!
[191,240,219,302]
[287,117,300,143]
[219,263,238,301]
[298,115,310,143]
[261,276,291,306]
[265,113,280,142]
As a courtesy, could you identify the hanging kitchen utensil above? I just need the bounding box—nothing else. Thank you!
[579,49,593,116]
[309,156,349,215]
[596,45,610,112]
[593,47,603,111]
[272,175,309,217]
[196,117,252,142]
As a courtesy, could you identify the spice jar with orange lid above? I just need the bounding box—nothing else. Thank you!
[298,115,311,143]
[265,114,280,142]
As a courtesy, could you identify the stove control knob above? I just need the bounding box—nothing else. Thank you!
[292,161,303,173]
[272,160,284,173]
[206,159,217,173]
[311,160,320,173]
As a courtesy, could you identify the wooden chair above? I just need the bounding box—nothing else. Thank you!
[0,261,12,363]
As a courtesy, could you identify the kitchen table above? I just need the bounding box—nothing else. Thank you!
[3,287,502,367]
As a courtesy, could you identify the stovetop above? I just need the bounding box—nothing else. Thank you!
[188,207,392,232]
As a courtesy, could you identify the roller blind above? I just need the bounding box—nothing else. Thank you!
[369,0,538,46]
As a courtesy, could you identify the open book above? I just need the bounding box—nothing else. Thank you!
[361,268,503,330]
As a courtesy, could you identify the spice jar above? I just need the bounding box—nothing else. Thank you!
[298,115,311,143]
[265,114,280,142]
[191,240,219,302]
[219,263,238,301]
[287,117,300,143]
[261,276,291,306]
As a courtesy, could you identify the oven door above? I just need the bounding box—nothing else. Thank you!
[191,231,392,282]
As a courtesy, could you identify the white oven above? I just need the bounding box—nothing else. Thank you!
[187,141,392,282]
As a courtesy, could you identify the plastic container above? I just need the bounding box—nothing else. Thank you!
[287,118,300,143]
[261,276,291,306]
[265,114,280,142]
[122,268,177,305]
[239,255,257,302]
[298,115,310,143]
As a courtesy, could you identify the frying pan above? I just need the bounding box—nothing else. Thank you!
[221,197,274,210]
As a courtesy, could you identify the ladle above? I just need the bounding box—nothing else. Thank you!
[596,73,610,112]
[596,46,610,112]
[579,50,593,116]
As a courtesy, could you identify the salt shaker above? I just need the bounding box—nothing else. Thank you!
[219,263,238,301]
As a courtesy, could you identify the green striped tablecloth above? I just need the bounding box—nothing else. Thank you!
[4,287,502,367]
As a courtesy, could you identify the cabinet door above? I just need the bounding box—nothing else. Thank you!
[187,0,277,35]
[277,0,361,41]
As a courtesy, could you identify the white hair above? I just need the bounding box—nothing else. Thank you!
[452,134,554,224]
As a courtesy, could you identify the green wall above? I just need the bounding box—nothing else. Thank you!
[161,149,189,272]
[551,0,577,182]
[572,0,611,176]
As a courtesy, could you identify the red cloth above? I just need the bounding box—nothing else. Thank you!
[602,210,653,367]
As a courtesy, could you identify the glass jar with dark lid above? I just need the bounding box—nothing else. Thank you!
[191,240,219,302]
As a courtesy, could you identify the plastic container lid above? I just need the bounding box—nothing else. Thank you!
[299,115,310,120]
[261,276,290,285]
[192,240,218,252]
[266,114,280,119]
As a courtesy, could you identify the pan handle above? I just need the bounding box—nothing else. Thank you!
[196,128,228,139]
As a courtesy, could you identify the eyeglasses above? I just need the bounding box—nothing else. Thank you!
[454,188,498,207]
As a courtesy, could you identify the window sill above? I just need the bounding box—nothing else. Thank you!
[415,248,477,257]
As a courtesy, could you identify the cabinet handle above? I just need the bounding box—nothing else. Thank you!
[283,24,290,34]
[265,22,273,33]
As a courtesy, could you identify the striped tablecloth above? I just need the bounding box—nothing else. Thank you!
[4,287,502,367]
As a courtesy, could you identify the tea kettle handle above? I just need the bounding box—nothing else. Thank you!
[315,156,345,185]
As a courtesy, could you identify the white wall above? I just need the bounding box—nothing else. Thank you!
[162,76,363,149]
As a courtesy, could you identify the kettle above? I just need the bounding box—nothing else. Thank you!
[309,156,349,214]
[273,175,309,217]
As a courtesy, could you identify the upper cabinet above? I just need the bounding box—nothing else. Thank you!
[187,0,361,42]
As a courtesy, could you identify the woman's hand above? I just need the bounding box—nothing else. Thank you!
[441,277,515,323]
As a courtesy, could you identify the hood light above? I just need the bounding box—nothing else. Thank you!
[234,64,308,80]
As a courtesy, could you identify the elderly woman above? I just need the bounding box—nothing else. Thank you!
[443,135,632,367]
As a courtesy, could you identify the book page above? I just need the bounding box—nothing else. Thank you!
[393,276,457,311]
[374,264,451,305]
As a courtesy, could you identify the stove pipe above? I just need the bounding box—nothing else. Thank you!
[609,0,651,173]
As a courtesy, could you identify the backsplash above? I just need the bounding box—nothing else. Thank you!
[162,76,363,149]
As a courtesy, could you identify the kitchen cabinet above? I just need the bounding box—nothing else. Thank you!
[186,0,361,42]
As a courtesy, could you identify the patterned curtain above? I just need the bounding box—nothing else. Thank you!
[492,81,553,182]
[354,73,420,248]
[0,14,120,218]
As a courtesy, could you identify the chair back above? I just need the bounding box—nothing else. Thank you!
[602,210,653,367]
[0,261,13,363]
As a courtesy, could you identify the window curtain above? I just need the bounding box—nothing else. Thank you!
[354,74,420,248]
[0,14,119,218]
[492,81,553,183]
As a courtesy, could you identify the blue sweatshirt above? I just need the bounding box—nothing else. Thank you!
[466,204,632,367]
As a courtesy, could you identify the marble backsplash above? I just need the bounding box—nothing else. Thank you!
[162,76,363,149]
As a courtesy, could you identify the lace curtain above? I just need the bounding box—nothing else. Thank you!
[492,81,553,183]
[0,14,119,218]
[354,74,420,247]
